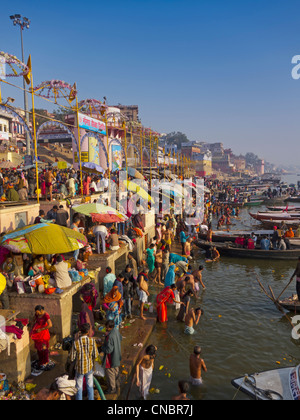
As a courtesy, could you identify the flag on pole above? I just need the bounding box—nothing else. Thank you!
[23,55,31,85]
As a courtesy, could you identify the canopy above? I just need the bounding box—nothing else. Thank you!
[0,223,88,254]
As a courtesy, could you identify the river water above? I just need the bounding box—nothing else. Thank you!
[124,201,300,401]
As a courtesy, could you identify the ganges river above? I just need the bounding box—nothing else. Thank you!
[122,200,300,400]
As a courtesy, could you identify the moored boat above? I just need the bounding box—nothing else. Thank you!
[198,230,273,243]
[250,212,300,221]
[285,197,300,203]
[259,219,300,230]
[267,206,300,212]
[244,199,265,207]
[196,240,300,260]
[232,365,300,400]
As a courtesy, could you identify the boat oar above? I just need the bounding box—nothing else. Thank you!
[253,271,273,301]
[268,285,297,332]
[275,277,294,302]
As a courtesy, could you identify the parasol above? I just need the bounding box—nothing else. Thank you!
[82,163,105,174]
[126,167,145,180]
[123,180,154,203]
[0,161,16,169]
[73,203,127,223]
[0,223,88,255]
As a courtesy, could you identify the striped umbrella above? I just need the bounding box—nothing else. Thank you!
[73,203,127,223]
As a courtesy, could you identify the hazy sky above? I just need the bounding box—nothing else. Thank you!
[1,0,300,166]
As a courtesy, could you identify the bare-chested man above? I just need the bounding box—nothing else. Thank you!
[136,344,157,399]
[192,265,206,291]
[184,307,203,335]
[177,272,197,295]
[189,346,207,386]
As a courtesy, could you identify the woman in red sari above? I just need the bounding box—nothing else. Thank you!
[30,305,53,370]
[156,284,182,323]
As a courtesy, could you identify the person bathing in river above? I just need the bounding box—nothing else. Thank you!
[192,265,206,291]
[184,307,203,335]
[189,346,207,386]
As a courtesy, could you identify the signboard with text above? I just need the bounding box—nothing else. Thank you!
[78,113,106,135]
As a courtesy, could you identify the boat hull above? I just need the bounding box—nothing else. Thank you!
[278,297,300,313]
[250,212,300,221]
[196,240,300,260]
[232,366,298,400]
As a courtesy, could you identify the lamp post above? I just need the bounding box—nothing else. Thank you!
[10,14,31,155]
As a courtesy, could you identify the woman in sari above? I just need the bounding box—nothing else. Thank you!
[144,244,156,275]
[30,305,53,370]
[156,284,182,323]
[106,301,123,329]
[77,283,98,337]
[102,286,123,313]
[164,264,177,288]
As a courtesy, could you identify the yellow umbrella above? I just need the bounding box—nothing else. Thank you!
[123,180,154,203]
[0,223,88,254]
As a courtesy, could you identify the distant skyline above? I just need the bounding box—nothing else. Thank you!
[1,0,300,166]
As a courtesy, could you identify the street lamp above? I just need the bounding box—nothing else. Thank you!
[10,14,31,155]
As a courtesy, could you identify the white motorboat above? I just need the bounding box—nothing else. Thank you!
[232,365,300,400]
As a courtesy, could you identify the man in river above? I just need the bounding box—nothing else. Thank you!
[136,344,157,399]
[189,346,207,386]
[184,307,203,335]
[290,256,300,301]
[192,265,206,291]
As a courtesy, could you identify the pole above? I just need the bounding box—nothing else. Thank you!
[20,25,30,155]
[123,121,128,185]
[140,126,143,175]
[156,137,159,177]
[150,130,152,183]
[29,61,39,204]
[105,112,110,182]
[75,96,83,196]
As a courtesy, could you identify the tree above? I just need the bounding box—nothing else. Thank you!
[245,152,259,165]
[52,107,75,123]
[164,131,190,148]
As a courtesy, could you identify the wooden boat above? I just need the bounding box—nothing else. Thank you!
[250,212,300,221]
[232,365,300,400]
[260,219,300,230]
[267,206,300,212]
[244,199,265,207]
[278,296,300,313]
[285,197,300,203]
[290,238,300,247]
[196,240,300,260]
[198,230,273,243]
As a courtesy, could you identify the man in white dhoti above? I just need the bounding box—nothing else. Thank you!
[136,345,157,399]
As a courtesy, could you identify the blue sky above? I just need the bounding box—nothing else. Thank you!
[1,0,300,166]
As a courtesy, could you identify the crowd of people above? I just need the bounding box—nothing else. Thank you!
[1,167,300,401]
[0,165,111,203]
